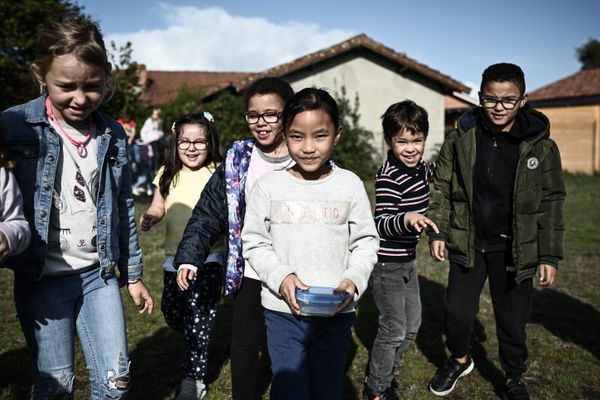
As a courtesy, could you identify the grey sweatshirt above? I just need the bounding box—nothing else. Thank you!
[242,167,379,314]
[0,168,31,258]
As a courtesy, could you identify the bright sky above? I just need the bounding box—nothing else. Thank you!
[75,0,599,94]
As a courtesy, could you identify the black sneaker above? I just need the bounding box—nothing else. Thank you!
[428,356,474,396]
[363,384,399,400]
[503,379,530,400]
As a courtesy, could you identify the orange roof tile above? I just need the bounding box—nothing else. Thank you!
[141,70,253,104]
[528,68,600,102]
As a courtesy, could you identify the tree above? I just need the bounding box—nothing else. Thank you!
[101,41,149,122]
[157,85,247,152]
[333,86,379,183]
[0,0,82,111]
[576,38,600,70]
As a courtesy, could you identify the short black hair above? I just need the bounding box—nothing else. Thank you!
[480,63,526,95]
[282,87,340,134]
[381,100,429,141]
[243,77,294,109]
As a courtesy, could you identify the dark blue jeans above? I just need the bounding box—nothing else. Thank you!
[366,260,422,392]
[264,310,355,400]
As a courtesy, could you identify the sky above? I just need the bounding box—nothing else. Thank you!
[75,0,600,94]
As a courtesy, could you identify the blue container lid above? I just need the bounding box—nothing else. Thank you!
[295,286,349,304]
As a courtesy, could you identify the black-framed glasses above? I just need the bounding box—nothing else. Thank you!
[243,111,281,124]
[479,95,523,110]
[177,140,208,151]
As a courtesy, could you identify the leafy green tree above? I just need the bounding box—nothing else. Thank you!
[101,41,149,121]
[0,0,82,111]
[576,38,600,70]
[157,86,247,153]
[333,86,378,182]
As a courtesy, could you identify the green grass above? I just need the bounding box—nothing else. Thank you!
[1,172,599,399]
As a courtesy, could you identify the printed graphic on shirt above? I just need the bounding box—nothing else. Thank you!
[270,200,350,225]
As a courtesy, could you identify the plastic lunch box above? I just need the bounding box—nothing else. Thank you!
[295,286,349,317]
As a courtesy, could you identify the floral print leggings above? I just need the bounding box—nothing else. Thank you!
[161,262,223,380]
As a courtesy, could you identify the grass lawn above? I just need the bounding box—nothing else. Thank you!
[1,172,599,399]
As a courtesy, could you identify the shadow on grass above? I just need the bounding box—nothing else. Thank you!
[531,287,600,361]
[128,297,234,399]
[355,275,506,395]
[0,347,33,400]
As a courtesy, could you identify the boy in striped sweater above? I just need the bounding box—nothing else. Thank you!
[363,100,438,400]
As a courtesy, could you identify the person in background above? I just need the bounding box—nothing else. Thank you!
[133,107,164,196]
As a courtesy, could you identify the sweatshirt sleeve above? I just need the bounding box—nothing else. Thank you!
[342,182,379,299]
[0,168,31,256]
[242,182,294,295]
[174,163,227,269]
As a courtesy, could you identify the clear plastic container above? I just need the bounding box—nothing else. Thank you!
[295,286,349,317]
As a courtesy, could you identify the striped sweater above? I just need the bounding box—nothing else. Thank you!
[374,150,435,262]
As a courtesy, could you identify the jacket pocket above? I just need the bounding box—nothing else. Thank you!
[9,140,40,188]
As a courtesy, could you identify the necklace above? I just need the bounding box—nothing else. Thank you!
[45,96,92,157]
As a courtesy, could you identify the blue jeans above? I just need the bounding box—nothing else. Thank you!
[264,310,355,400]
[365,261,422,392]
[14,267,130,399]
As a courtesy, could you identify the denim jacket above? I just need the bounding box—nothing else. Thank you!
[1,95,143,281]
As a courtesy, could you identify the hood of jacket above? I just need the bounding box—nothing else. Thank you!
[457,104,550,144]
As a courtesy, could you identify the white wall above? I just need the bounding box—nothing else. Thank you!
[288,56,446,161]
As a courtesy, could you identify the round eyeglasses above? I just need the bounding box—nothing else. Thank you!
[177,140,208,150]
[243,111,281,124]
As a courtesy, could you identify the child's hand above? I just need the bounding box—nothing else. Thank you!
[279,274,309,315]
[538,263,557,286]
[176,266,197,291]
[139,213,156,232]
[404,212,439,234]
[127,280,154,314]
[430,240,446,262]
[0,231,10,262]
[335,279,356,313]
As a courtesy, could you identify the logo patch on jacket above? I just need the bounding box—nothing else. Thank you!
[527,157,539,170]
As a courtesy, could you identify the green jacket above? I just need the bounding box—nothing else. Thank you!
[429,107,566,282]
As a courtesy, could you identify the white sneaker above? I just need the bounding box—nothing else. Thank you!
[176,377,207,400]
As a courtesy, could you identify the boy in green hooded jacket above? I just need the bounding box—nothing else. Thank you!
[427,63,565,400]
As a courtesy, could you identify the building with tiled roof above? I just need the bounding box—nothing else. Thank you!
[142,34,471,160]
[140,69,252,104]
[529,68,600,173]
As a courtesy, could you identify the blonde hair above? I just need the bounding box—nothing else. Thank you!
[32,14,116,99]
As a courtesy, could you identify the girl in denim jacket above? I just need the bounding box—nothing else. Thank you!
[1,15,153,399]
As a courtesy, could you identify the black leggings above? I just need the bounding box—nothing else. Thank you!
[161,262,223,380]
[230,277,270,400]
[445,250,533,379]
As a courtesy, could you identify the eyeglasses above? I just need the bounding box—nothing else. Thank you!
[479,95,523,110]
[243,111,281,124]
[177,140,208,151]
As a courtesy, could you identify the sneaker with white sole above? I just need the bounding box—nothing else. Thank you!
[176,377,207,400]
[429,356,474,396]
